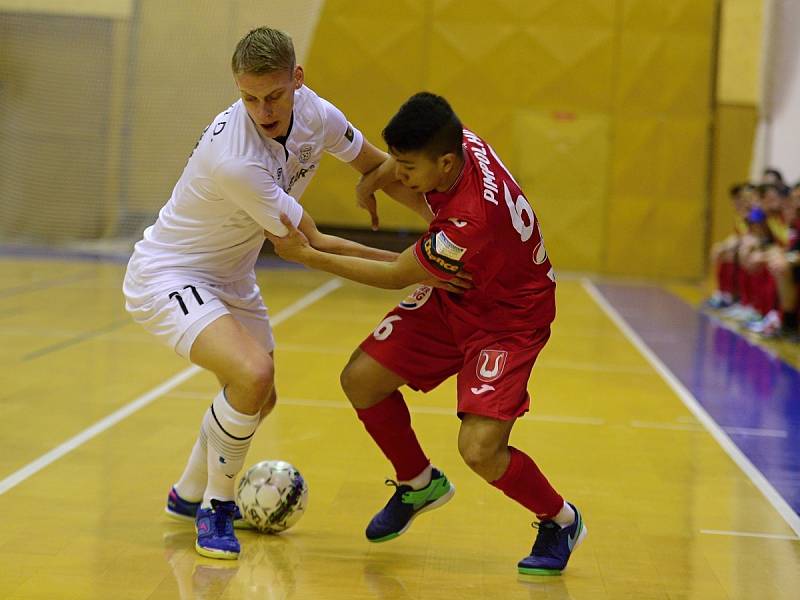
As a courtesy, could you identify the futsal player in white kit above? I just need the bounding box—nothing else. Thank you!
[123,27,409,559]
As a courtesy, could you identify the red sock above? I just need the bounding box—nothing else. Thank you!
[718,261,735,295]
[738,269,751,306]
[356,391,429,481]
[491,447,563,519]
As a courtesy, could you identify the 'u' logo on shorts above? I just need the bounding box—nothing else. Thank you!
[476,349,508,382]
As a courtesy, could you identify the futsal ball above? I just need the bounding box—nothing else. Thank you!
[236,460,309,533]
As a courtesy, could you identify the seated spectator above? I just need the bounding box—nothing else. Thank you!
[706,183,751,309]
[721,206,777,324]
[761,182,800,340]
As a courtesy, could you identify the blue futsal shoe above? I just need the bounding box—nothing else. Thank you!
[517,503,587,576]
[195,499,240,559]
[366,468,455,543]
[166,487,254,530]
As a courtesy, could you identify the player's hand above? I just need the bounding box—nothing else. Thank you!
[264,214,312,264]
[423,270,473,294]
[356,171,380,231]
[356,156,399,231]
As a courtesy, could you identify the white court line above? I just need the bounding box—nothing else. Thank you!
[165,392,606,425]
[276,343,654,375]
[582,279,800,538]
[539,359,653,375]
[722,426,787,439]
[700,529,800,541]
[0,278,343,497]
[630,420,704,432]
[630,420,787,438]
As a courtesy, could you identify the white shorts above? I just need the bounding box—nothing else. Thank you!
[123,271,274,359]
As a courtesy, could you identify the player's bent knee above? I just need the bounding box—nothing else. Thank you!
[340,354,389,409]
[244,357,274,389]
[340,352,367,397]
[229,355,275,409]
[458,440,501,476]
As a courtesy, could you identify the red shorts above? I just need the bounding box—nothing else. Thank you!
[359,285,551,420]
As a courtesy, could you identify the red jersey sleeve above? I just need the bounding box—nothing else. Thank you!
[413,218,489,280]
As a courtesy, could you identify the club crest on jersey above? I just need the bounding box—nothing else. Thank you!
[399,285,433,310]
[299,144,313,164]
[434,231,466,261]
[476,349,508,382]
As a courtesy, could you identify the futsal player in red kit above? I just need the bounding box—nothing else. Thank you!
[267,92,586,575]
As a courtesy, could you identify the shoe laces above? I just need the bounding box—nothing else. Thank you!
[209,499,237,534]
[530,520,561,556]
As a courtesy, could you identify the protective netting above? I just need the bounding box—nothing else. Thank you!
[0,1,321,249]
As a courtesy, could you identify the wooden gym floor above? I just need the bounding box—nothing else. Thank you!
[0,256,798,599]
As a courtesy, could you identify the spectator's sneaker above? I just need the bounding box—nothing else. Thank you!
[704,293,732,310]
[166,487,254,530]
[746,310,782,338]
[195,499,240,560]
[721,304,759,322]
[366,468,455,542]
[517,503,587,576]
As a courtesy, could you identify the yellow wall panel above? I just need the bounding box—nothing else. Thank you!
[709,104,758,244]
[717,0,763,105]
[611,117,709,198]
[615,32,713,114]
[427,21,521,106]
[519,26,615,110]
[433,0,616,27]
[609,194,706,278]
[607,117,708,277]
[622,0,715,33]
[513,111,609,272]
[429,2,616,110]
[301,0,716,278]
[605,194,705,278]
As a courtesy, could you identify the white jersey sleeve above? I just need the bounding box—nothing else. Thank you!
[319,97,364,162]
[126,87,361,285]
[214,158,303,236]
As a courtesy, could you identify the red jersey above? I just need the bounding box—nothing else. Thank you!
[412,129,555,332]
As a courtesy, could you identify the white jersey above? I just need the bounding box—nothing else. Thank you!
[126,85,364,284]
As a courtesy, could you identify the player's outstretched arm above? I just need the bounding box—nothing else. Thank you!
[294,211,398,262]
[267,214,470,293]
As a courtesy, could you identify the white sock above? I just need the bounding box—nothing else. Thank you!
[552,501,576,527]
[173,427,208,502]
[202,389,259,507]
[399,464,433,490]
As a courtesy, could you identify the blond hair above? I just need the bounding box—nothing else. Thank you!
[231,27,295,75]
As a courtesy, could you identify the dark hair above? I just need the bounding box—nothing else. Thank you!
[382,92,463,158]
[729,183,745,197]
[763,168,785,183]
[759,183,791,198]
